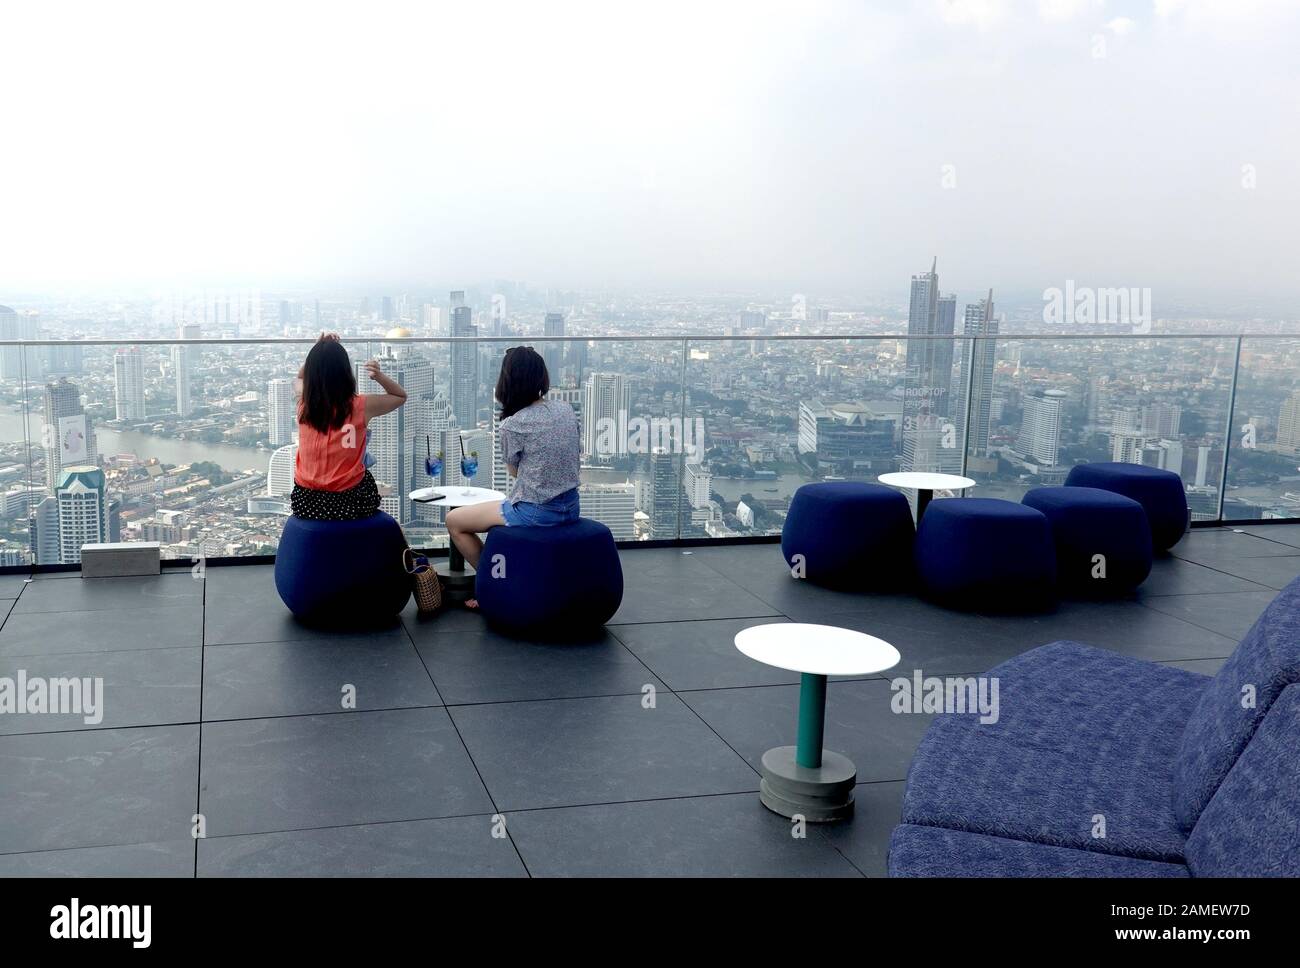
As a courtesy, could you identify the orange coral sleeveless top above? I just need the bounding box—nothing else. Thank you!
[294,395,367,491]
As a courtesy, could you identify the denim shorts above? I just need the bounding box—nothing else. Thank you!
[500,488,580,527]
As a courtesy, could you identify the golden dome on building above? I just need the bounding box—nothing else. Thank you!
[385,326,413,339]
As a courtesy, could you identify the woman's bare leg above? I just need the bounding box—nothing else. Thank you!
[445,502,507,607]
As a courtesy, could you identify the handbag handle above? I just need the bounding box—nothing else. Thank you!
[403,547,431,575]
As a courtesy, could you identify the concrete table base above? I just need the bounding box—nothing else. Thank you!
[734,626,899,825]
[758,746,857,822]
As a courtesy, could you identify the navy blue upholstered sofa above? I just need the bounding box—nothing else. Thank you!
[889,575,1300,877]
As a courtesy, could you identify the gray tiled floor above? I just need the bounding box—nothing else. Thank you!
[0,533,1285,876]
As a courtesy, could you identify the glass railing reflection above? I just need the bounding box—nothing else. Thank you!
[0,333,1295,567]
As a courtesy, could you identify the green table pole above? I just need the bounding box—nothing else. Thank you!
[796,672,828,769]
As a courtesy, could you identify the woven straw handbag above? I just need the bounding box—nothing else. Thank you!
[403,548,443,613]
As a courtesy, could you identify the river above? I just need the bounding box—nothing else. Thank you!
[0,407,271,475]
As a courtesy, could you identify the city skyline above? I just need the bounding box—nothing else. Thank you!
[1,265,1296,568]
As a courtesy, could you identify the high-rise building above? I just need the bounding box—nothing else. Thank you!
[956,291,998,458]
[113,347,146,421]
[581,373,630,460]
[359,345,440,525]
[684,462,713,509]
[902,260,959,474]
[54,465,109,564]
[798,401,896,478]
[0,307,40,383]
[490,406,511,496]
[649,447,680,539]
[173,323,201,416]
[0,305,16,382]
[1017,389,1067,466]
[29,496,60,565]
[43,378,98,492]
[450,293,478,430]
[1141,403,1182,438]
[580,482,637,540]
[267,443,298,496]
[543,312,566,381]
[1277,391,1300,456]
[1110,429,1149,464]
[267,378,296,446]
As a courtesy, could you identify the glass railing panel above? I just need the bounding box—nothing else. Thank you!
[5,331,1296,568]
[1222,337,1300,520]
[960,336,1238,521]
[0,345,42,566]
[571,337,685,541]
[682,336,913,535]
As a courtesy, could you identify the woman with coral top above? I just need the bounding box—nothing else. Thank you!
[291,333,407,520]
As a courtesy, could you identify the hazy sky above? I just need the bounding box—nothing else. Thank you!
[2,0,1297,300]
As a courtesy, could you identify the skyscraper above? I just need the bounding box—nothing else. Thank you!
[1141,403,1182,438]
[113,347,146,421]
[173,323,201,417]
[649,447,679,539]
[54,465,108,564]
[29,496,60,565]
[267,378,296,447]
[43,378,98,492]
[1278,390,1300,456]
[543,312,565,382]
[0,306,39,383]
[1017,389,1067,466]
[580,482,637,540]
[956,290,998,459]
[490,406,511,496]
[359,345,439,525]
[902,260,959,474]
[581,372,630,460]
[267,443,298,496]
[449,292,478,430]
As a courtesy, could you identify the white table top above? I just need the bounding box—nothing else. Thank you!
[410,485,506,508]
[878,472,976,491]
[735,623,901,677]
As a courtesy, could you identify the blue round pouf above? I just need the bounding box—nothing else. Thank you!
[781,482,915,589]
[914,498,1057,611]
[275,512,411,624]
[475,519,623,636]
[1022,486,1152,595]
[1064,462,1188,551]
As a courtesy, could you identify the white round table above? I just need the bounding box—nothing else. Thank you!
[735,623,900,822]
[878,471,976,522]
[411,485,506,601]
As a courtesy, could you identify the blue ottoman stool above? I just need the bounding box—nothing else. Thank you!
[1064,462,1188,551]
[275,512,411,624]
[476,518,623,636]
[781,482,915,589]
[1022,486,1153,596]
[914,498,1057,611]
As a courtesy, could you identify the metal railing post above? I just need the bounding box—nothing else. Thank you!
[1216,336,1244,524]
[675,338,689,541]
[959,335,977,480]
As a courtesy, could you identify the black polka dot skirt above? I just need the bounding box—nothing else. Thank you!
[291,470,382,521]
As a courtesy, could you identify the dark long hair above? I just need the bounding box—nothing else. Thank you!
[299,339,357,433]
[495,346,550,420]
